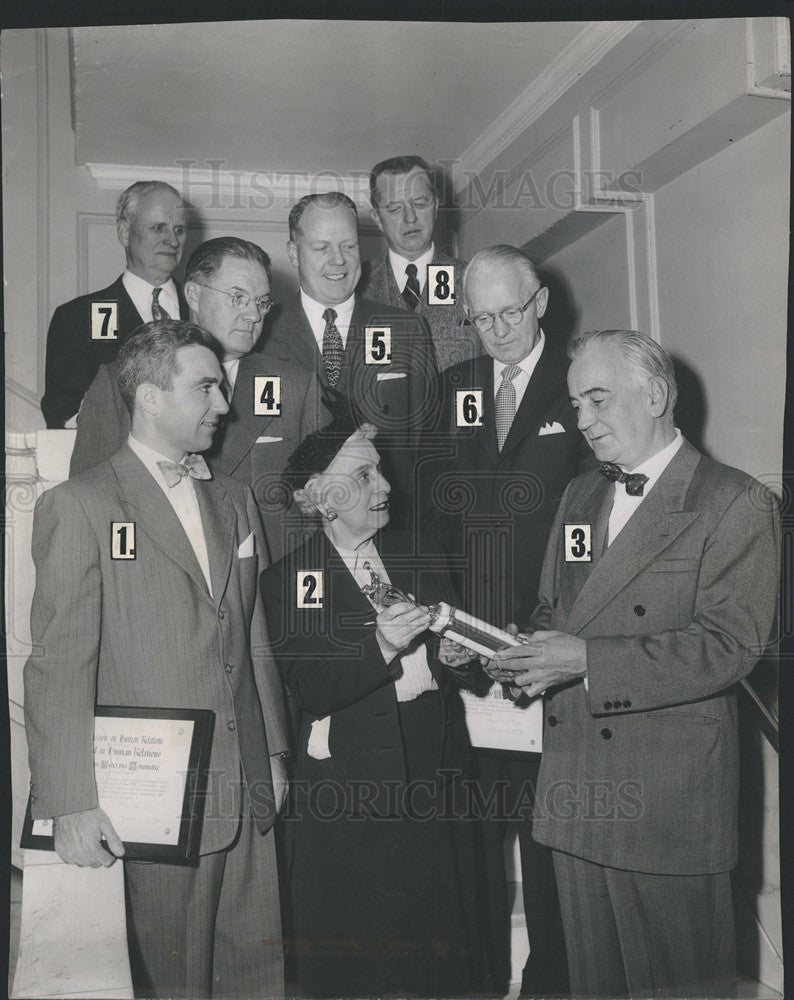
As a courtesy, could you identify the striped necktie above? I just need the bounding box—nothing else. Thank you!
[151,287,171,321]
[495,364,521,451]
[322,308,344,387]
[402,263,421,310]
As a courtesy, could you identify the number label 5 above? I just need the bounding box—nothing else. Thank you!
[91,302,119,340]
[364,327,392,364]
[297,570,323,608]
[455,389,483,427]
[111,522,136,560]
[564,524,592,562]
[254,377,281,416]
[427,265,455,305]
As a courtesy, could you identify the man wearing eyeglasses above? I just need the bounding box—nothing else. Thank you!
[421,244,589,996]
[70,237,323,561]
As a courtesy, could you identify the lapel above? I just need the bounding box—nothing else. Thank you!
[381,252,405,309]
[271,296,322,374]
[565,440,703,635]
[109,445,213,603]
[211,351,278,475]
[320,532,376,628]
[452,356,498,467]
[175,280,189,320]
[194,477,237,607]
[110,276,146,340]
[499,340,567,460]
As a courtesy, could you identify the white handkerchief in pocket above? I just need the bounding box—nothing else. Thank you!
[237,532,254,558]
[307,716,331,760]
[538,421,566,436]
[376,372,407,382]
[255,435,284,444]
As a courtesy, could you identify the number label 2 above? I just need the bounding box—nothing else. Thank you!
[297,570,323,608]
[455,389,483,427]
[111,522,136,560]
[91,302,119,340]
[364,327,392,364]
[564,524,592,562]
[254,376,282,416]
[427,265,455,305]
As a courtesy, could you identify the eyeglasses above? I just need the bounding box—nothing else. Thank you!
[469,287,543,333]
[194,283,272,316]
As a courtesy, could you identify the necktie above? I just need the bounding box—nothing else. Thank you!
[599,462,649,497]
[157,453,212,488]
[151,287,171,321]
[495,364,521,451]
[322,308,344,388]
[402,263,421,310]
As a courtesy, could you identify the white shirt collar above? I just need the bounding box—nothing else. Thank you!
[388,242,435,291]
[122,270,179,322]
[493,329,545,385]
[300,289,356,349]
[128,435,188,486]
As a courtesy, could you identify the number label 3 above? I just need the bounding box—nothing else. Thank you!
[455,389,483,427]
[297,570,323,608]
[564,524,592,562]
[91,302,119,340]
[111,522,136,560]
[427,265,455,305]
[254,377,282,416]
[364,327,392,364]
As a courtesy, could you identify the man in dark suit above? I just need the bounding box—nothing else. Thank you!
[41,180,189,428]
[25,320,289,999]
[70,237,324,561]
[361,155,479,371]
[422,245,589,996]
[487,330,780,996]
[266,191,438,522]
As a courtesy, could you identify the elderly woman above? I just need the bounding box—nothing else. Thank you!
[260,412,488,998]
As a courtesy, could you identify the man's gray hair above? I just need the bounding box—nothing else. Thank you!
[116,181,183,226]
[462,245,541,304]
[568,330,678,417]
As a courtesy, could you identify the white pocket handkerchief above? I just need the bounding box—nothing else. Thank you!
[237,532,254,558]
[307,716,332,760]
[255,435,283,444]
[377,372,407,382]
[539,421,566,436]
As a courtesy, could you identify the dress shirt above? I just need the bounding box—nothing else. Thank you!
[128,435,213,595]
[221,357,241,397]
[334,537,437,702]
[607,429,683,546]
[301,290,356,352]
[388,242,435,295]
[122,270,180,324]
[492,330,545,412]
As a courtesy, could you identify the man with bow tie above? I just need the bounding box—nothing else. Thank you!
[24,320,289,998]
[486,329,780,996]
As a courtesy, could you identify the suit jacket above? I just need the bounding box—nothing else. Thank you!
[24,445,289,854]
[41,275,188,428]
[69,352,325,562]
[422,342,591,629]
[360,248,480,371]
[531,439,780,875]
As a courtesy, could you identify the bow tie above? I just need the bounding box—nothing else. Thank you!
[599,462,648,497]
[157,454,212,488]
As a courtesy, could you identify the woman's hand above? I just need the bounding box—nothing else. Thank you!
[376,601,431,661]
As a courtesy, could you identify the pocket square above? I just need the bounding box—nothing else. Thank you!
[377,372,407,381]
[307,716,332,760]
[539,421,566,436]
[255,435,283,444]
[237,532,254,558]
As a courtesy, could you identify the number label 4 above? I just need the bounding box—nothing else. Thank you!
[254,377,282,416]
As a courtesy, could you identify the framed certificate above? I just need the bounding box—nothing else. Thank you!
[21,706,215,865]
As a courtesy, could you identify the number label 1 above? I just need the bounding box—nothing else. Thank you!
[364,327,392,364]
[111,521,136,560]
[297,570,323,608]
[91,302,119,340]
[254,376,282,416]
[564,524,592,562]
[427,265,455,305]
[455,389,483,427]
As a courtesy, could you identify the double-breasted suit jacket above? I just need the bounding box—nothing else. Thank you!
[531,439,780,875]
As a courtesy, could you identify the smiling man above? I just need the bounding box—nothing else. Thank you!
[25,320,289,999]
[361,155,479,370]
[41,181,190,428]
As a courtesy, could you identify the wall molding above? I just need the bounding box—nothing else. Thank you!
[746,17,792,100]
[35,29,50,398]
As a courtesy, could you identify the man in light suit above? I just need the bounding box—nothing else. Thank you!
[25,320,289,999]
[422,245,587,995]
[42,181,190,428]
[361,155,479,370]
[70,237,324,561]
[487,329,780,996]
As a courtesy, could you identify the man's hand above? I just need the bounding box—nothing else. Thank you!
[376,601,431,661]
[438,636,475,668]
[53,807,125,867]
[270,755,289,815]
[486,631,587,699]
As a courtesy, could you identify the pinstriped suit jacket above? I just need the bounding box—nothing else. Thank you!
[24,444,289,855]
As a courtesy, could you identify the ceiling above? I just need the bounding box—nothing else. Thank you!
[72,19,589,176]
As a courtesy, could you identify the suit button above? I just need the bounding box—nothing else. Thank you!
[613,700,622,709]
[624,700,631,708]
[547,716,558,727]
[225,664,233,674]
[218,610,226,620]
[553,597,559,608]
[227,721,237,731]
[634,604,645,616]
[603,701,612,710]
[600,728,612,740]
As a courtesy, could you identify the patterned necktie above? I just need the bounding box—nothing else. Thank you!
[151,287,171,321]
[599,462,649,497]
[495,364,521,451]
[322,308,344,387]
[157,453,212,488]
[402,263,421,310]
